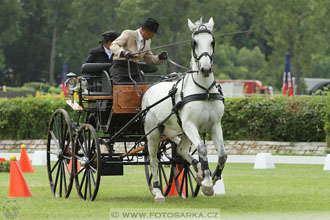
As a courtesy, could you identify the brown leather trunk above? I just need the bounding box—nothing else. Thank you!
[113,85,150,113]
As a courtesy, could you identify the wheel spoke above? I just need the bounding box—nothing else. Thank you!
[159,164,169,187]
[84,171,89,200]
[53,161,61,195]
[89,153,96,162]
[179,169,185,197]
[88,170,92,199]
[90,165,97,173]
[50,160,59,175]
[79,170,87,194]
[48,151,59,156]
[90,169,96,187]
[62,122,68,152]
[77,138,87,157]
[75,167,86,177]
[50,131,61,151]
[187,168,194,197]
[158,164,163,190]
[59,163,63,197]
[61,161,68,194]
[54,115,62,149]
[82,130,88,156]
[60,114,64,148]
[88,131,91,156]
[184,168,189,197]
[63,160,70,174]
[63,155,71,160]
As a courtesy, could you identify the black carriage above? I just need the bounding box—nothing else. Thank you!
[46,62,201,201]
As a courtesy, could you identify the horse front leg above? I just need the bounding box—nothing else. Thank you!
[182,122,214,196]
[211,123,227,185]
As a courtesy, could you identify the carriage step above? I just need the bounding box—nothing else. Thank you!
[99,157,123,176]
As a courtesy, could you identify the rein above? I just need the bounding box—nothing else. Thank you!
[131,30,252,56]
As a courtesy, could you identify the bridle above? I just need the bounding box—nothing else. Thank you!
[191,24,215,69]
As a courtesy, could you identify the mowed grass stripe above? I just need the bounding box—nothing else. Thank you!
[0,163,329,219]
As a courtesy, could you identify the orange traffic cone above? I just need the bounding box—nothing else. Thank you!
[66,159,81,173]
[8,155,33,197]
[19,144,34,173]
[166,165,186,196]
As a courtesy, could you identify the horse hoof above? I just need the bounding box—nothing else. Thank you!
[154,196,165,203]
[152,188,165,203]
[202,186,214,196]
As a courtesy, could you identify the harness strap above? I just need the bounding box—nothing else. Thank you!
[191,74,217,94]
[175,93,224,111]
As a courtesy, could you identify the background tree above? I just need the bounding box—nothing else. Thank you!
[252,0,330,94]
[0,0,329,92]
[0,0,23,84]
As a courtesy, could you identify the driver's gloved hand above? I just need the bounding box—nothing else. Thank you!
[158,51,168,60]
[120,50,133,59]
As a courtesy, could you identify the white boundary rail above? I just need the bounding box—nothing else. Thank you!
[0,152,328,166]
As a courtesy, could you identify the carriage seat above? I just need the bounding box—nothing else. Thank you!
[81,62,158,75]
[81,63,112,75]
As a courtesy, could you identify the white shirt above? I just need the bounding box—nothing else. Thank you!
[103,45,113,60]
[137,30,145,51]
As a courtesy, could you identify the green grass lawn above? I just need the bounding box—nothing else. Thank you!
[0,163,329,220]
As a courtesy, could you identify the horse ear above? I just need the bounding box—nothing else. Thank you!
[207,17,214,31]
[199,17,203,23]
[188,18,196,31]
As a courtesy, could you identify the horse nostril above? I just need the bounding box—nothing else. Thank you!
[201,67,210,76]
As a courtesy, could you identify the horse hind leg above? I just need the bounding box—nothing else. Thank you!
[147,129,165,203]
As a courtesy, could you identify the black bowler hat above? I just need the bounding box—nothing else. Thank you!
[99,30,120,43]
[139,18,159,33]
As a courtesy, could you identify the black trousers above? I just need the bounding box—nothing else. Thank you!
[110,60,145,83]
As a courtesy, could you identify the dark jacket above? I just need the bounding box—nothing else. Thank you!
[85,45,113,63]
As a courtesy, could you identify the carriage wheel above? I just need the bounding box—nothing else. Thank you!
[73,124,101,201]
[174,147,201,198]
[86,112,97,128]
[144,138,178,196]
[46,109,74,198]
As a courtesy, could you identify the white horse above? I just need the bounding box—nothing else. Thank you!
[142,17,227,203]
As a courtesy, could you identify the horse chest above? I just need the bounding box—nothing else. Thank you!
[181,101,223,131]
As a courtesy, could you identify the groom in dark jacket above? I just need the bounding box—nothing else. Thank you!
[85,30,120,63]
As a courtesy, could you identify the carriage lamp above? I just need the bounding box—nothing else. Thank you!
[65,72,79,91]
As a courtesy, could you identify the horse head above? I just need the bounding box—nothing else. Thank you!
[188,17,215,77]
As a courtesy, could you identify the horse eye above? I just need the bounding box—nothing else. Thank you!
[211,40,215,47]
[193,40,197,46]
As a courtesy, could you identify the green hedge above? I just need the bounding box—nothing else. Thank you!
[0,95,329,142]
[0,96,69,139]
[222,96,328,142]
